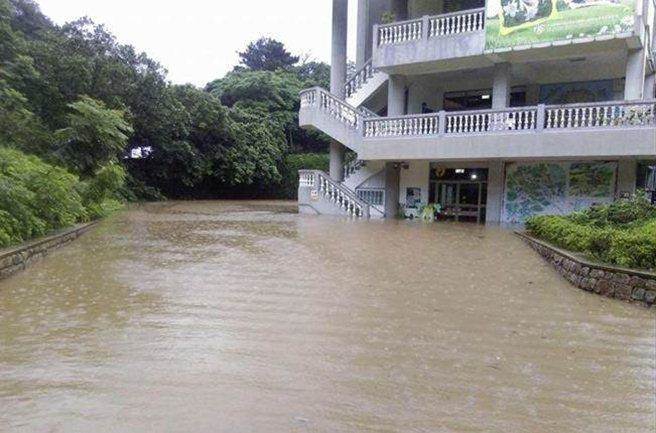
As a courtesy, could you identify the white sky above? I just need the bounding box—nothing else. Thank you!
[37,0,358,87]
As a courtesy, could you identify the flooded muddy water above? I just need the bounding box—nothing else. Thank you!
[1,201,654,432]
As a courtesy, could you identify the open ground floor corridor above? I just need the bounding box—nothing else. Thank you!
[0,201,654,433]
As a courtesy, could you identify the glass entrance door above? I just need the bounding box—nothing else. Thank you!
[430,167,488,224]
[436,182,486,223]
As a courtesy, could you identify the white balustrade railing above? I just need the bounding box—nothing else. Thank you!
[428,8,485,37]
[363,113,440,138]
[299,170,369,218]
[378,18,423,45]
[377,9,485,46]
[445,107,538,134]
[300,87,369,130]
[302,87,656,139]
[345,59,375,99]
[545,101,656,129]
[299,170,316,187]
[356,188,385,207]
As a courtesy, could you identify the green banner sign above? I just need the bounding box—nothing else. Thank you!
[485,0,636,51]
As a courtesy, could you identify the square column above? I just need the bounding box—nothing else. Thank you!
[331,0,348,98]
[384,162,400,218]
[624,48,646,100]
[356,0,369,69]
[492,63,511,109]
[388,75,406,116]
[617,160,638,197]
[330,0,348,181]
[486,160,505,224]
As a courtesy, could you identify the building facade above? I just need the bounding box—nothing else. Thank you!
[298,0,656,223]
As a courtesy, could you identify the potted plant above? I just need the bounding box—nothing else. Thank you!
[419,203,442,222]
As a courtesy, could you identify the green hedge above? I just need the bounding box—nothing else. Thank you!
[277,153,329,199]
[526,196,656,270]
[0,147,124,248]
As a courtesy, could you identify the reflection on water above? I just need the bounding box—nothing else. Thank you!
[0,201,654,433]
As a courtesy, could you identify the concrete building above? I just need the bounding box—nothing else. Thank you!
[298,0,656,224]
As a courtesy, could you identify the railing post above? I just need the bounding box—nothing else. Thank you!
[536,104,545,131]
[373,24,379,48]
[422,15,430,39]
[438,110,446,135]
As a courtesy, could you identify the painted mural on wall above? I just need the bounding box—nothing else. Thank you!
[485,0,636,51]
[503,161,617,223]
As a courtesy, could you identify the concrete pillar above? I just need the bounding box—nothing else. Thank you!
[329,141,345,182]
[388,75,406,116]
[384,162,401,218]
[624,48,646,100]
[356,0,369,69]
[492,63,511,109]
[330,0,348,182]
[617,160,638,198]
[644,73,655,100]
[331,0,348,98]
[486,160,505,224]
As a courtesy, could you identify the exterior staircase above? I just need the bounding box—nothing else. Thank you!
[298,170,385,218]
[297,59,389,220]
[344,59,388,108]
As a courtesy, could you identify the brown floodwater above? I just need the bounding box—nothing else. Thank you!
[0,201,654,433]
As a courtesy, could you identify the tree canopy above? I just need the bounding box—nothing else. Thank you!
[0,0,332,202]
[237,37,299,72]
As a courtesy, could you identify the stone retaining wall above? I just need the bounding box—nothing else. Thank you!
[0,222,97,280]
[517,232,656,307]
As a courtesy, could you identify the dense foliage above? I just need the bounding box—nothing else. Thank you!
[0,0,332,246]
[0,147,123,247]
[526,195,656,270]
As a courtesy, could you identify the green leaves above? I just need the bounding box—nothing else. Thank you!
[526,198,656,270]
[55,96,132,176]
[237,37,299,72]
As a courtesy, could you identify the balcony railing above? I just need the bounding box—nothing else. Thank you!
[300,87,377,130]
[362,100,656,138]
[377,8,485,47]
[364,113,440,137]
[428,8,485,37]
[345,59,376,99]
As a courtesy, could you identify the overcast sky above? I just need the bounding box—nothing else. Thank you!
[37,0,358,87]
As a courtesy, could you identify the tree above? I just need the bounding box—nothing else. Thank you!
[295,60,330,89]
[206,68,329,153]
[55,96,133,176]
[237,37,299,72]
[0,79,50,154]
[219,106,287,186]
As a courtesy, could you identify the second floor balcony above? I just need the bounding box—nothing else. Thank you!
[373,8,487,71]
[299,87,656,161]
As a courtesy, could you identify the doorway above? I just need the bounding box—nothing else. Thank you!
[429,168,488,223]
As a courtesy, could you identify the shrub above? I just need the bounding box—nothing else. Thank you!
[526,198,656,270]
[0,147,125,248]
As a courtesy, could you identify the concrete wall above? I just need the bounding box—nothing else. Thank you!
[398,161,430,206]
[0,222,97,280]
